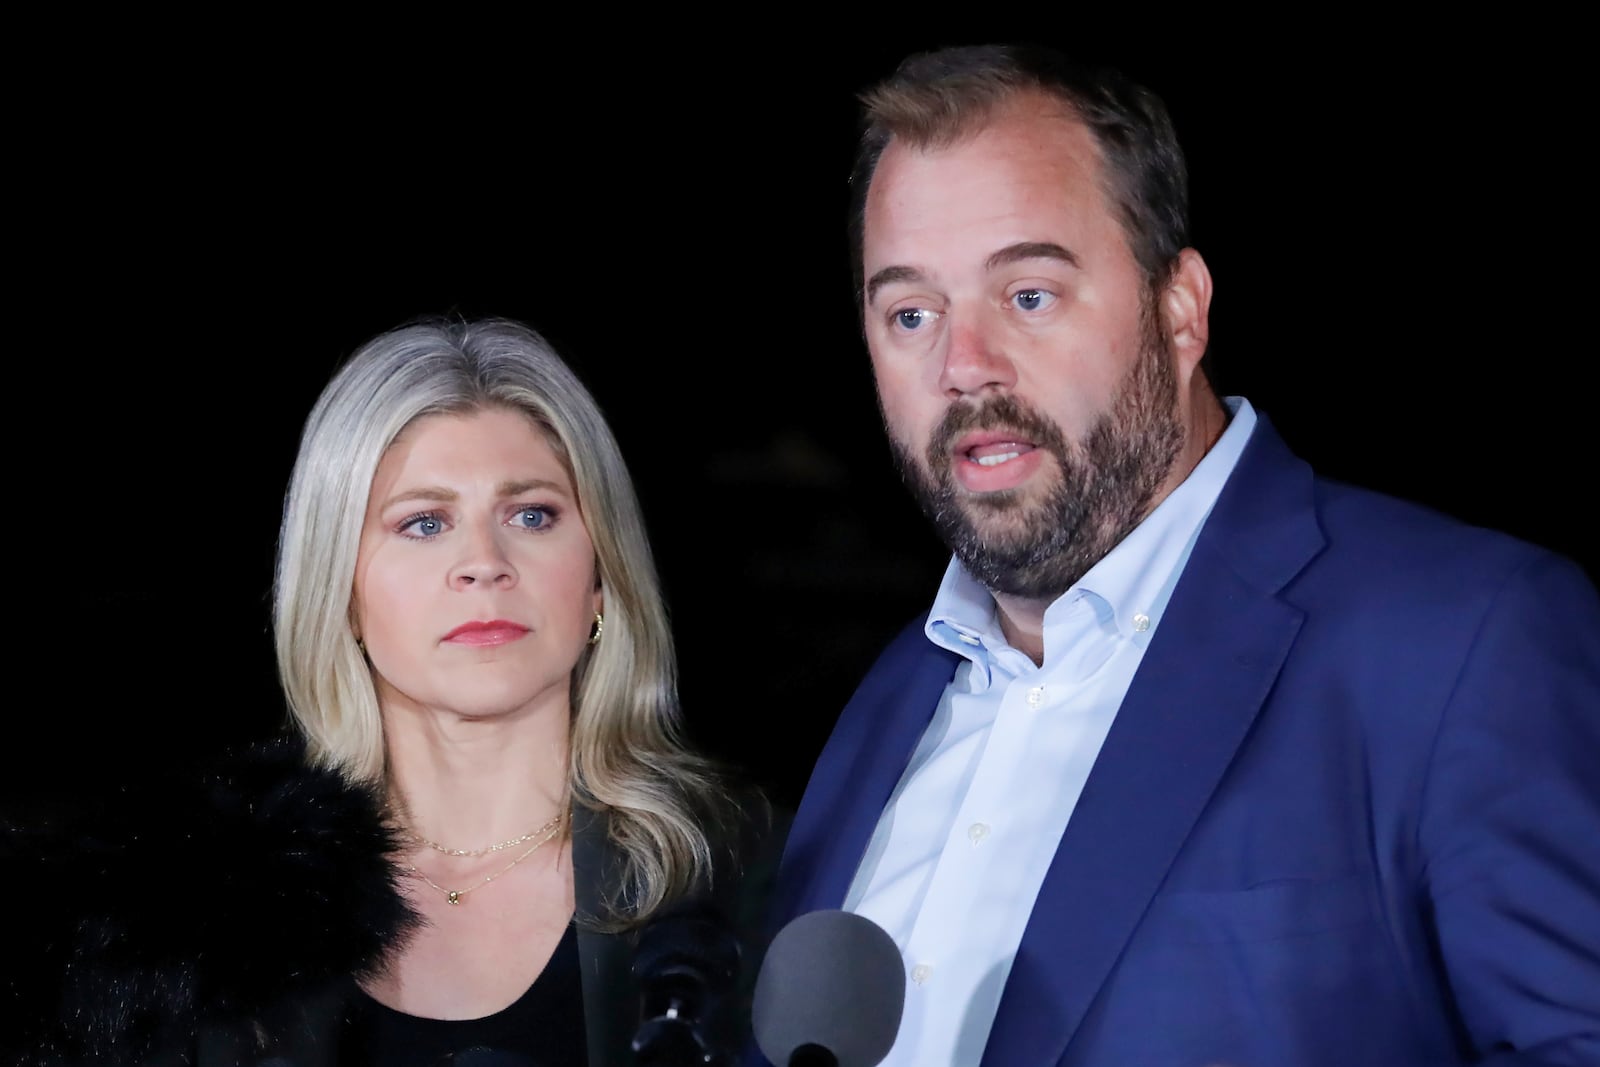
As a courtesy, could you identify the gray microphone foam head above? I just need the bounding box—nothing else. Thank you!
[751,909,906,1067]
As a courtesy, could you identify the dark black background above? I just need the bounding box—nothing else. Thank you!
[11,24,1594,819]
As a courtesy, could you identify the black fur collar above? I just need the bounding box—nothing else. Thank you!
[3,734,418,1064]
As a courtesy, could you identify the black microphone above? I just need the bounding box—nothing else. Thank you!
[750,909,905,1067]
[631,898,743,1066]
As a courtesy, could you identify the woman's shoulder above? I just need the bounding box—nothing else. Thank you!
[699,775,793,984]
[727,780,791,891]
[2,733,417,1064]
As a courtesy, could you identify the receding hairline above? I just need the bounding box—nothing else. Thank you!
[861,65,1088,144]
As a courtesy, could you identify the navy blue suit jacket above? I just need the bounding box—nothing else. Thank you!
[761,417,1600,1066]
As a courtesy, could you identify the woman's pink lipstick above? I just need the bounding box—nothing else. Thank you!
[442,620,530,647]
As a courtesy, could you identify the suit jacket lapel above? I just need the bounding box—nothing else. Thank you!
[982,417,1323,1066]
[773,624,962,925]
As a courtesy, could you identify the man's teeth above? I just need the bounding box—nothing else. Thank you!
[975,451,1021,467]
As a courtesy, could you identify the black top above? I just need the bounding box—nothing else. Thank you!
[340,923,587,1066]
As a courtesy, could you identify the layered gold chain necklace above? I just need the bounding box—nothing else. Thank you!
[399,812,564,906]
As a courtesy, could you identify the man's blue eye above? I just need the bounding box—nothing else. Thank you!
[1014,289,1047,311]
[896,309,930,331]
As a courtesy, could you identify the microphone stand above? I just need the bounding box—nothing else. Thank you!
[631,975,727,1066]
[630,901,741,1067]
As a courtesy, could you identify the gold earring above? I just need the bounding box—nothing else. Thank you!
[588,612,604,646]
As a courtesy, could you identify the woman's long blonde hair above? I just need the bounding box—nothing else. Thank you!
[273,316,728,924]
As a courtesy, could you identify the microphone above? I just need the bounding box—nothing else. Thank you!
[750,909,905,1067]
[631,898,743,1066]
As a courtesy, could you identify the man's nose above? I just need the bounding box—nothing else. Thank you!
[938,314,1017,399]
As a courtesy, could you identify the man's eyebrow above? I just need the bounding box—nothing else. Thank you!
[864,243,1080,305]
[864,265,925,305]
[986,241,1079,271]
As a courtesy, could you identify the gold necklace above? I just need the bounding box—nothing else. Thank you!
[402,815,564,906]
[407,813,564,857]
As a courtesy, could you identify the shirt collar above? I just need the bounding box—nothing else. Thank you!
[926,562,1005,687]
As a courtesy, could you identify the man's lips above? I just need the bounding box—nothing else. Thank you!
[952,430,1039,466]
[948,429,1044,491]
[442,620,530,646]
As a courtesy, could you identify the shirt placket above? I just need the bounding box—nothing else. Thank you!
[895,663,1048,1038]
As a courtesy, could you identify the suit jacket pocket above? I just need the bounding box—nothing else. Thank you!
[1091,874,1417,1064]
[1137,873,1377,945]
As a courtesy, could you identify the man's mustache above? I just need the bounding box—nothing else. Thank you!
[926,394,1066,470]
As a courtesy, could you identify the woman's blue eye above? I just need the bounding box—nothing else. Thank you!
[512,506,553,530]
[400,513,445,537]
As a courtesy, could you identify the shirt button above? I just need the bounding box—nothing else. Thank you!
[957,632,981,646]
[1026,686,1045,708]
[968,822,990,845]
[911,963,934,985]
[1133,612,1151,632]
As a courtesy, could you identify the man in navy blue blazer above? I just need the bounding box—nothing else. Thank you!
[760,43,1600,1066]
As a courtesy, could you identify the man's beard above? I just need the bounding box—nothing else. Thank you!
[885,305,1184,600]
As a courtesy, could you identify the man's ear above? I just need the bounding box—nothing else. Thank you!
[1161,248,1213,378]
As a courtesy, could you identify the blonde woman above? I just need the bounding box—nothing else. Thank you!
[13,316,775,1066]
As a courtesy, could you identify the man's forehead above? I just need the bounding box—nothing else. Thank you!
[864,111,1115,258]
